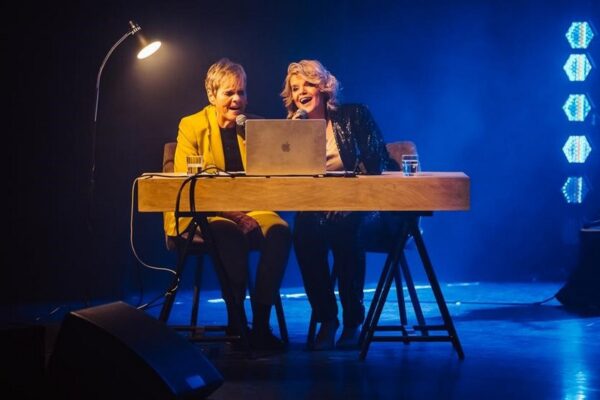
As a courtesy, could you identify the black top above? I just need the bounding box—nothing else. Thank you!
[328,104,391,174]
[221,126,244,172]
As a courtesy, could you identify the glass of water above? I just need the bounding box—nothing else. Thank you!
[401,154,419,176]
[186,154,204,175]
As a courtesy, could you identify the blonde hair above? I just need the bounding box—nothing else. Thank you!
[204,58,246,103]
[280,59,340,118]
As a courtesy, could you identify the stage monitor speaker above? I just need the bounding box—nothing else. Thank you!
[1,324,46,398]
[556,228,600,312]
[47,301,223,399]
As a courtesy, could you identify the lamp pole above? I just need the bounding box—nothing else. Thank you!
[88,21,142,232]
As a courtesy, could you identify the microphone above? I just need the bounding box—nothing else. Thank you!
[235,114,247,139]
[292,109,308,120]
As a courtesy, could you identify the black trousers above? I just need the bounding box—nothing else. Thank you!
[293,212,366,328]
[174,218,290,332]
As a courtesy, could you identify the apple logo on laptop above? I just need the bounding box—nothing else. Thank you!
[281,141,291,152]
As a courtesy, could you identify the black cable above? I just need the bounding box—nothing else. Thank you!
[583,219,600,229]
[136,291,166,311]
[150,165,232,310]
[532,295,557,305]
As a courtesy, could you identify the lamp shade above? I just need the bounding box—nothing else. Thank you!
[136,35,161,59]
[127,20,161,59]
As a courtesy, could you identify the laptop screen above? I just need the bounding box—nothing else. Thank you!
[245,119,327,176]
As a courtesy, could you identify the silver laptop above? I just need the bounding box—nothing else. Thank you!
[245,119,326,176]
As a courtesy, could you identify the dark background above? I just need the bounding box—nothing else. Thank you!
[4,0,599,306]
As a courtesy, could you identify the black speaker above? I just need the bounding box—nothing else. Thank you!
[556,228,600,312]
[1,324,46,398]
[47,301,223,399]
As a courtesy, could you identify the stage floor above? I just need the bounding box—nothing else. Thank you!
[4,281,600,399]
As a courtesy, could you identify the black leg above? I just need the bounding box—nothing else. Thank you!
[359,251,392,346]
[159,222,196,322]
[307,312,317,348]
[358,213,463,360]
[359,250,396,360]
[307,261,338,348]
[274,294,289,344]
[189,255,204,337]
[399,251,427,333]
[196,215,251,353]
[411,223,464,359]
[359,222,410,346]
[392,260,407,326]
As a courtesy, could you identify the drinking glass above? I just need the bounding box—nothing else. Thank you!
[186,154,204,175]
[401,154,419,176]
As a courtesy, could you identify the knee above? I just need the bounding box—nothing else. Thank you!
[210,219,247,247]
[266,223,291,243]
[293,212,320,241]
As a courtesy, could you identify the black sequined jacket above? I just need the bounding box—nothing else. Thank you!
[329,103,391,175]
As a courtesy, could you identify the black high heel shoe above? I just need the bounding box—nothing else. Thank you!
[336,326,360,350]
[313,319,340,351]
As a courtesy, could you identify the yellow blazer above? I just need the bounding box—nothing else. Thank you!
[164,105,285,237]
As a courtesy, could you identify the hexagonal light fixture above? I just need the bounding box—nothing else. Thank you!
[563,54,593,81]
[562,94,592,121]
[561,176,590,204]
[566,21,595,49]
[562,135,592,163]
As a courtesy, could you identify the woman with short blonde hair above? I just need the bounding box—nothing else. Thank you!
[281,59,339,118]
[204,58,247,103]
[164,58,291,352]
[282,59,391,351]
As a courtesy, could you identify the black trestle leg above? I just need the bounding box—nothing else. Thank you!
[359,251,396,360]
[392,261,407,326]
[189,255,203,337]
[159,223,196,323]
[358,213,464,360]
[359,251,393,346]
[411,223,464,359]
[399,251,427,334]
[359,223,410,346]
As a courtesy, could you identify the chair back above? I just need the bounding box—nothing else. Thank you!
[361,140,419,253]
[163,142,177,173]
[163,142,178,251]
[385,141,417,171]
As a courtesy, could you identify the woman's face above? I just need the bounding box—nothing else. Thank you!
[289,74,325,119]
[211,76,247,128]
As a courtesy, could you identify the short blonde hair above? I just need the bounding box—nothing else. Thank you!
[280,59,340,118]
[204,58,246,103]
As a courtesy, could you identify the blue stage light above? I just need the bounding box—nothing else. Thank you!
[561,176,589,204]
[563,54,593,81]
[565,22,595,49]
[562,94,592,121]
[562,135,592,163]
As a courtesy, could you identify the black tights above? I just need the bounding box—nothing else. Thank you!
[294,212,366,328]
[209,219,291,332]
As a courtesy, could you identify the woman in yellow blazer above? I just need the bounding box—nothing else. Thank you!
[164,58,290,351]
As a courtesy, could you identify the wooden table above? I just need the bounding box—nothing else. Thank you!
[137,171,469,212]
[137,171,470,358]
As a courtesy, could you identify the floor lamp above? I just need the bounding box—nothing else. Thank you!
[88,20,161,231]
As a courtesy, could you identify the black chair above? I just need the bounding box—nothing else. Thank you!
[159,142,288,344]
[306,141,426,348]
[305,141,463,359]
